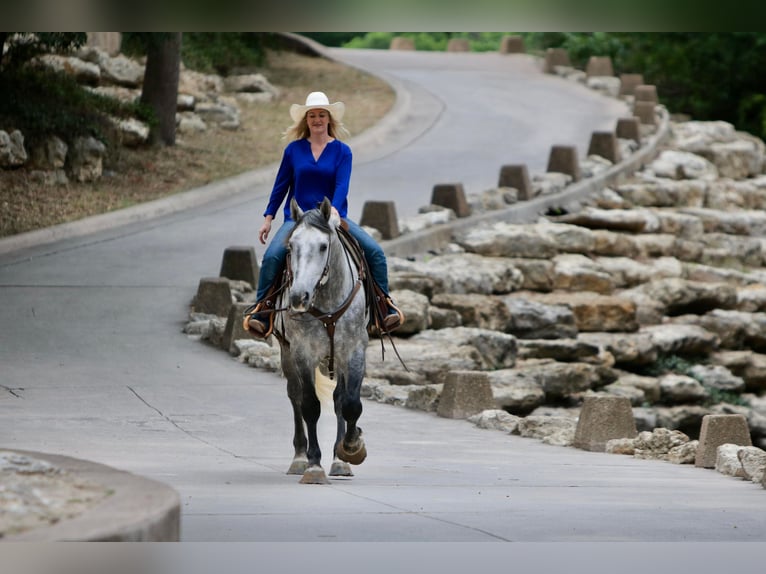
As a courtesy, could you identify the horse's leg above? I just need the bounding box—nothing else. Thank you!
[297,364,329,484]
[335,348,367,465]
[286,396,308,475]
[329,377,353,477]
[283,372,309,474]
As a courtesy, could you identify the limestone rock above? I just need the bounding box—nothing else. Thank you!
[0,129,27,167]
[468,409,521,433]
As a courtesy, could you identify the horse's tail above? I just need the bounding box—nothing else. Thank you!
[314,367,336,409]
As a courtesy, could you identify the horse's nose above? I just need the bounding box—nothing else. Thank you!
[290,291,309,311]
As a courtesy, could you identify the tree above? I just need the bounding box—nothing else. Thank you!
[138,33,182,146]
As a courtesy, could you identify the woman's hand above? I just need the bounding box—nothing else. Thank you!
[258,216,273,245]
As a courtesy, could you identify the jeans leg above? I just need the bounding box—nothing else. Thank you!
[344,219,390,295]
[256,221,295,302]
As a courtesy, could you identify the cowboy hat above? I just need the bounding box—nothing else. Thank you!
[289,91,345,123]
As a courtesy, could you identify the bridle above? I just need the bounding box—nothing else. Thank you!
[282,225,364,380]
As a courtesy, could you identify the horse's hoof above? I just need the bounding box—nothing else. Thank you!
[287,456,308,475]
[329,460,354,477]
[299,465,330,484]
[336,440,367,465]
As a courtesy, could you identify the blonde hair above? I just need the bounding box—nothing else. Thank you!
[283,110,350,141]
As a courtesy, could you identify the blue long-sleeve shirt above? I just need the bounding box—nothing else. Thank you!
[263,138,352,221]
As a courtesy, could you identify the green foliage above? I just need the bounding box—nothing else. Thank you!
[123,32,266,75]
[0,32,87,72]
[344,32,396,50]
[703,387,750,408]
[0,67,153,148]
[299,33,364,47]
[342,32,512,52]
[638,353,698,377]
[522,32,766,142]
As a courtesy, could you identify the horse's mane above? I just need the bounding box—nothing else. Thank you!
[294,208,334,236]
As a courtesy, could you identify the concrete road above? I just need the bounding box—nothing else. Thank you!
[1,48,765,548]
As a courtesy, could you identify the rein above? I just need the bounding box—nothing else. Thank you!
[306,278,362,380]
[286,225,362,380]
[262,214,409,379]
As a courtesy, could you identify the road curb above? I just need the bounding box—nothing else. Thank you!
[3,450,181,541]
[0,36,413,258]
[382,106,672,257]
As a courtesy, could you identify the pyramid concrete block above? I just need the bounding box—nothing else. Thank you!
[588,131,621,164]
[547,145,581,182]
[431,183,471,218]
[616,117,641,142]
[695,414,752,468]
[498,164,533,200]
[219,245,259,288]
[619,73,645,96]
[360,200,400,240]
[543,48,571,73]
[437,371,495,419]
[193,277,232,317]
[573,396,637,452]
[499,35,525,54]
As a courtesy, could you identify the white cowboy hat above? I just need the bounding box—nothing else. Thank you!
[289,91,345,123]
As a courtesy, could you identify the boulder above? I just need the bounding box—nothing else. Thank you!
[66,136,106,183]
[503,297,577,339]
[0,129,28,167]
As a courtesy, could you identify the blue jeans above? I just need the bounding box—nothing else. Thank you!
[256,218,390,303]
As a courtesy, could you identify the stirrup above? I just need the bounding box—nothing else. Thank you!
[382,298,405,332]
[242,302,274,339]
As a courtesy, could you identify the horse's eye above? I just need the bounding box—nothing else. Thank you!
[319,243,328,253]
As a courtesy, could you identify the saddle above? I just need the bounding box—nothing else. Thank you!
[242,222,405,341]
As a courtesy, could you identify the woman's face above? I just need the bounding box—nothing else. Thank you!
[306,109,330,135]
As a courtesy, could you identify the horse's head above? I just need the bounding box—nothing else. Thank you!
[287,198,341,312]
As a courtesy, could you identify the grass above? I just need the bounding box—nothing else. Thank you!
[0,49,395,238]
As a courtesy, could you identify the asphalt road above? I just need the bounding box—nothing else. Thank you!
[1,48,765,553]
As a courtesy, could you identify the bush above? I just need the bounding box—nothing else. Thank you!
[638,353,699,377]
[0,66,153,149]
[123,32,267,76]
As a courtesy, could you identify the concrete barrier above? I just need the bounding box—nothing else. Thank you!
[382,106,670,258]
[498,164,533,200]
[695,414,752,468]
[588,131,621,164]
[635,84,659,104]
[431,183,471,217]
[500,36,525,54]
[619,73,645,96]
[219,245,259,288]
[586,56,614,77]
[547,145,581,182]
[390,37,415,51]
[447,38,470,52]
[634,101,657,125]
[193,277,233,316]
[543,48,571,73]
[616,117,641,142]
[360,200,401,239]
[573,396,637,452]
[437,371,495,419]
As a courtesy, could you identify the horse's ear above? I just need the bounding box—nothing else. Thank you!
[319,197,332,220]
[290,198,303,221]
[319,197,340,227]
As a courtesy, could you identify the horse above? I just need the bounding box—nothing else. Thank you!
[275,197,369,484]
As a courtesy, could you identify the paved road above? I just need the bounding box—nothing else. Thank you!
[1,48,765,547]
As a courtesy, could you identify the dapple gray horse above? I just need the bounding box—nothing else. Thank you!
[276,197,369,484]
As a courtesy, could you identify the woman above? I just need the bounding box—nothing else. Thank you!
[248,91,403,337]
